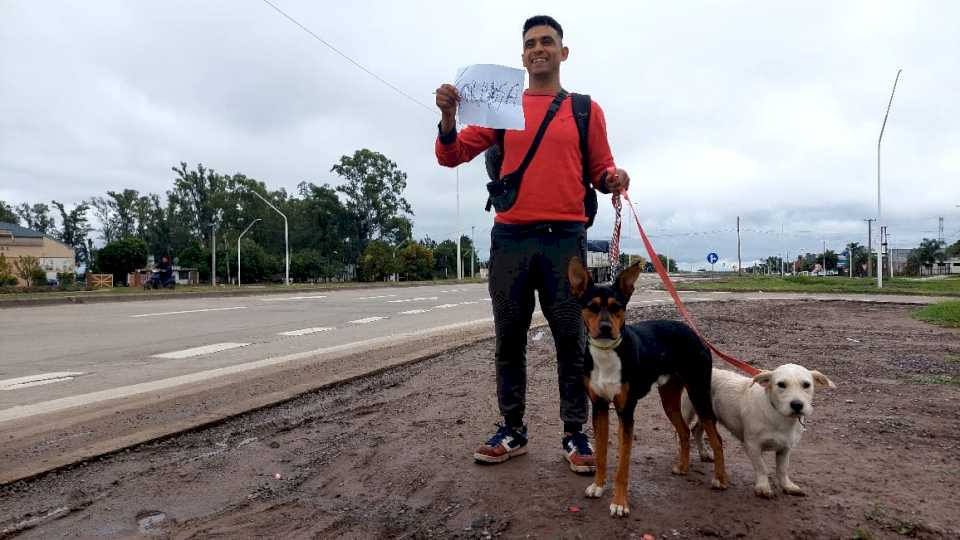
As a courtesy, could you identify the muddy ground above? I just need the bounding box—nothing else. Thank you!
[1,300,959,539]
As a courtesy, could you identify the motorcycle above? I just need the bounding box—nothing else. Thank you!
[143,271,176,290]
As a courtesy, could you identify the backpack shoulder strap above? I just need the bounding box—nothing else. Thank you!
[571,93,591,187]
[496,129,505,150]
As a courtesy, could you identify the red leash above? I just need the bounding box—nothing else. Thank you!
[612,190,760,377]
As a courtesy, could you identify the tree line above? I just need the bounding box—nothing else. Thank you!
[0,149,480,286]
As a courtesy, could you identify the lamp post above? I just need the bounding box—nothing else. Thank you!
[876,68,902,289]
[249,190,290,286]
[237,218,261,287]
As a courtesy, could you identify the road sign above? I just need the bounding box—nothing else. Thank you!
[706,252,719,264]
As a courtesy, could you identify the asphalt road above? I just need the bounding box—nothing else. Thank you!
[0,276,944,424]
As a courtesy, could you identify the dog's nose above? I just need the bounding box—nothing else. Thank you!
[790,400,804,413]
[598,320,613,337]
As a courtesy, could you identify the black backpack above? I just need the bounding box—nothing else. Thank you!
[483,92,598,228]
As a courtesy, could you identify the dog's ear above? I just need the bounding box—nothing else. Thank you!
[751,371,772,388]
[614,261,643,300]
[568,257,591,299]
[810,370,836,389]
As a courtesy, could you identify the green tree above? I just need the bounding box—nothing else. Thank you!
[51,200,93,266]
[169,162,230,247]
[332,149,412,253]
[13,255,43,286]
[177,241,210,281]
[0,201,18,224]
[398,242,434,280]
[97,237,149,285]
[237,238,278,282]
[945,239,960,259]
[15,203,55,234]
[432,240,458,279]
[0,254,17,286]
[358,240,397,281]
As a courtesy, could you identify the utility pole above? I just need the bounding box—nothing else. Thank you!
[938,217,944,244]
[471,225,475,278]
[822,239,827,276]
[456,169,462,281]
[876,69,901,289]
[736,216,742,277]
[865,218,874,278]
[211,225,216,287]
[887,231,894,278]
[848,243,853,278]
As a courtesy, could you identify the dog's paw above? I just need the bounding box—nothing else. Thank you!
[585,482,605,498]
[711,477,728,490]
[754,484,775,498]
[609,501,630,518]
[782,483,805,496]
[671,463,689,476]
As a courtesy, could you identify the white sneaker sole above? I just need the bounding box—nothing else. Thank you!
[473,446,528,463]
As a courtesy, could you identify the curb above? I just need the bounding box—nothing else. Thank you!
[0,280,487,309]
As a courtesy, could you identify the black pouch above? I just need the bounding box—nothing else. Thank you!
[485,171,521,212]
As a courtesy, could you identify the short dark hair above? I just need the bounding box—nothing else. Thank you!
[523,15,563,40]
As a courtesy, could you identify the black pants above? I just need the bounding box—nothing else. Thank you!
[488,221,587,432]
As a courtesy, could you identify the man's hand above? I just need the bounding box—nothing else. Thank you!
[604,167,631,194]
[436,83,460,135]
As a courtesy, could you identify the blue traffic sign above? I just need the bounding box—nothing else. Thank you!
[706,252,719,264]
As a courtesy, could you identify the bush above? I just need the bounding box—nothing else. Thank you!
[30,268,47,287]
[177,241,210,282]
[97,237,148,285]
[57,272,76,287]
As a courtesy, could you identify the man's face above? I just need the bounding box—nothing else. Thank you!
[521,25,568,78]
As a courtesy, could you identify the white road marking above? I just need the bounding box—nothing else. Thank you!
[399,309,429,315]
[152,342,250,359]
[439,288,470,293]
[387,296,438,303]
[261,295,327,302]
[356,294,397,300]
[460,301,479,305]
[432,304,459,309]
[0,372,84,391]
[130,306,247,318]
[278,327,334,336]
[0,318,500,425]
[348,316,387,324]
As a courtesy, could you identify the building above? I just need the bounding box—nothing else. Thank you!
[0,221,76,285]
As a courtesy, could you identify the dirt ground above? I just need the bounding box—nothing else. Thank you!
[1,300,959,539]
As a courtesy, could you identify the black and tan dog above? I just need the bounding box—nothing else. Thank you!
[568,259,728,517]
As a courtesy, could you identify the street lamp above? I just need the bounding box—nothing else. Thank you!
[237,218,261,287]
[249,190,290,286]
[876,68,902,289]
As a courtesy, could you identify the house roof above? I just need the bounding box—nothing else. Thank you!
[0,221,44,238]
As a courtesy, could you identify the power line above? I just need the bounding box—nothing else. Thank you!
[258,0,434,114]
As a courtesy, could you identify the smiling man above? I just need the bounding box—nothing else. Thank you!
[434,15,630,473]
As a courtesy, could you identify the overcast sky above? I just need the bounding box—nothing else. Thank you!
[2,1,958,268]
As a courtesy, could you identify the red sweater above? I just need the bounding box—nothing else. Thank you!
[436,90,616,224]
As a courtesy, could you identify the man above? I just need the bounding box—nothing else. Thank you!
[434,15,630,472]
[156,255,173,286]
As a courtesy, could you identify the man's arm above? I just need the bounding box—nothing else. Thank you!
[434,83,497,167]
[587,101,630,194]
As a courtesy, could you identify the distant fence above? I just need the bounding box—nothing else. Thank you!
[87,274,113,289]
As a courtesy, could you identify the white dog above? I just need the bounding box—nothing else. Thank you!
[681,364,836,498]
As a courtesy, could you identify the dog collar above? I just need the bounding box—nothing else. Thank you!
[588,336,622,350]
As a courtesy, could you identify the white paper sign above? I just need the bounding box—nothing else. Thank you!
[455,64,525,130]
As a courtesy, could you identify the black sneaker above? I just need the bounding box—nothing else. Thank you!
[562,431,596,473]
[473,424,528,463]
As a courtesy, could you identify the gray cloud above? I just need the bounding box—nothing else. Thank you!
[1,0,958,267]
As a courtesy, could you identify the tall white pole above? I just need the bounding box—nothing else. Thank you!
[456,168,462,281]
[237,218,261,287]
[471,225,475,278]
[250,190,290,285]
[877,68,902,289]
[211,226,216,287]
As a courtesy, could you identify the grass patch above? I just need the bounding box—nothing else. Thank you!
[946,355,960,364]
[678,275,960,297]
[911,374,960,386]
[911,301,960,327]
